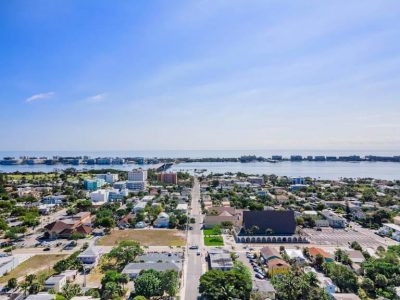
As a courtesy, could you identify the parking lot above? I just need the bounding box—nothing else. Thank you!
[235,250,277,296]
[302,228,386,248]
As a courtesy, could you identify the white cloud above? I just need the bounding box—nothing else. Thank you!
[25,92,55,103]
[86,93,107,103]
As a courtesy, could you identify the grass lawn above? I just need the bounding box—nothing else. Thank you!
[204,235,224,246]
[0,254,66,283]
[97,229,186,247]
[86,265,104,288]
[203,227,222,236]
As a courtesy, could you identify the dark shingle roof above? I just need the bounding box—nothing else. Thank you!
[242,210,296,235]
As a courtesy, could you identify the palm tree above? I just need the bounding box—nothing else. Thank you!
[265,228,274,235]
[250,225,260,235]
[19,282,30,297]
[25,274,36,285]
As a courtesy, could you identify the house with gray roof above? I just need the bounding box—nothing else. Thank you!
[122,262,180,278]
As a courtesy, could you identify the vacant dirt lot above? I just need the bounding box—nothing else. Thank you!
[97,229,186,246]
[0,254,66,283]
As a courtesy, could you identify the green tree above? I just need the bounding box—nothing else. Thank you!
[361,277,374,293]
[323,262,358,293]
[199,267,252,300]
[19,281,30,296]
[62,282,82,300]
[350,241,362,251]
[29,282,42,294]
[314,254,324,270]
[102,281,123,299]
[25,274,37,285]
[134,271,162,298]
[271,271,329,300]
[375,274,388,288]
[108,240,143,268]
[7,278,17,290]
[160,269,178,297]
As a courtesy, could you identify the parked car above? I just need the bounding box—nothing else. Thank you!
[255,273,265,279]
[189,245,199,250]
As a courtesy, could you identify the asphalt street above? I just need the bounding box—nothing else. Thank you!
[183,177,203,300]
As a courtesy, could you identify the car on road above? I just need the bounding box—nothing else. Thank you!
[189,245,199,250]
[43,247,51,251]
[197,251,201,256]
[255,273,265,279]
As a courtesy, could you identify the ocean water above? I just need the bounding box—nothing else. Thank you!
[0,150,398,180]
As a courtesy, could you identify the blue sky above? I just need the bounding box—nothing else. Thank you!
[1,0,400,151]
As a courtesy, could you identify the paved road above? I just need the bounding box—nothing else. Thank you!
[184,178,203,300]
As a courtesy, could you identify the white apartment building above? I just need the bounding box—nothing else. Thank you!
[96,173,119,184]
[90,189,109,203]
[128,169,147,181]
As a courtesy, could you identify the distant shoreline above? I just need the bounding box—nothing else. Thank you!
[1,153,400,166]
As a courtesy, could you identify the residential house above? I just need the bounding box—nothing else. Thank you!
[208,248,233,271]
[122,253,182,279]
[285,249,306,262]
[253,280,276,300]
[267,258,290,276]
[308,247,334,262]
[133,201,147,213]
[204,206,240,229]
[260,246,281,262]
[317,274,337,295]
[44,274,67,292]
[123,262,179,279]
[176,203,188,213]
[77,247,101,268]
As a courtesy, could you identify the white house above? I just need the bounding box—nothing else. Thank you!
[176,203,188,213]
[77,247,101,268]
[285,249,306,262]
[44,274,67,292]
